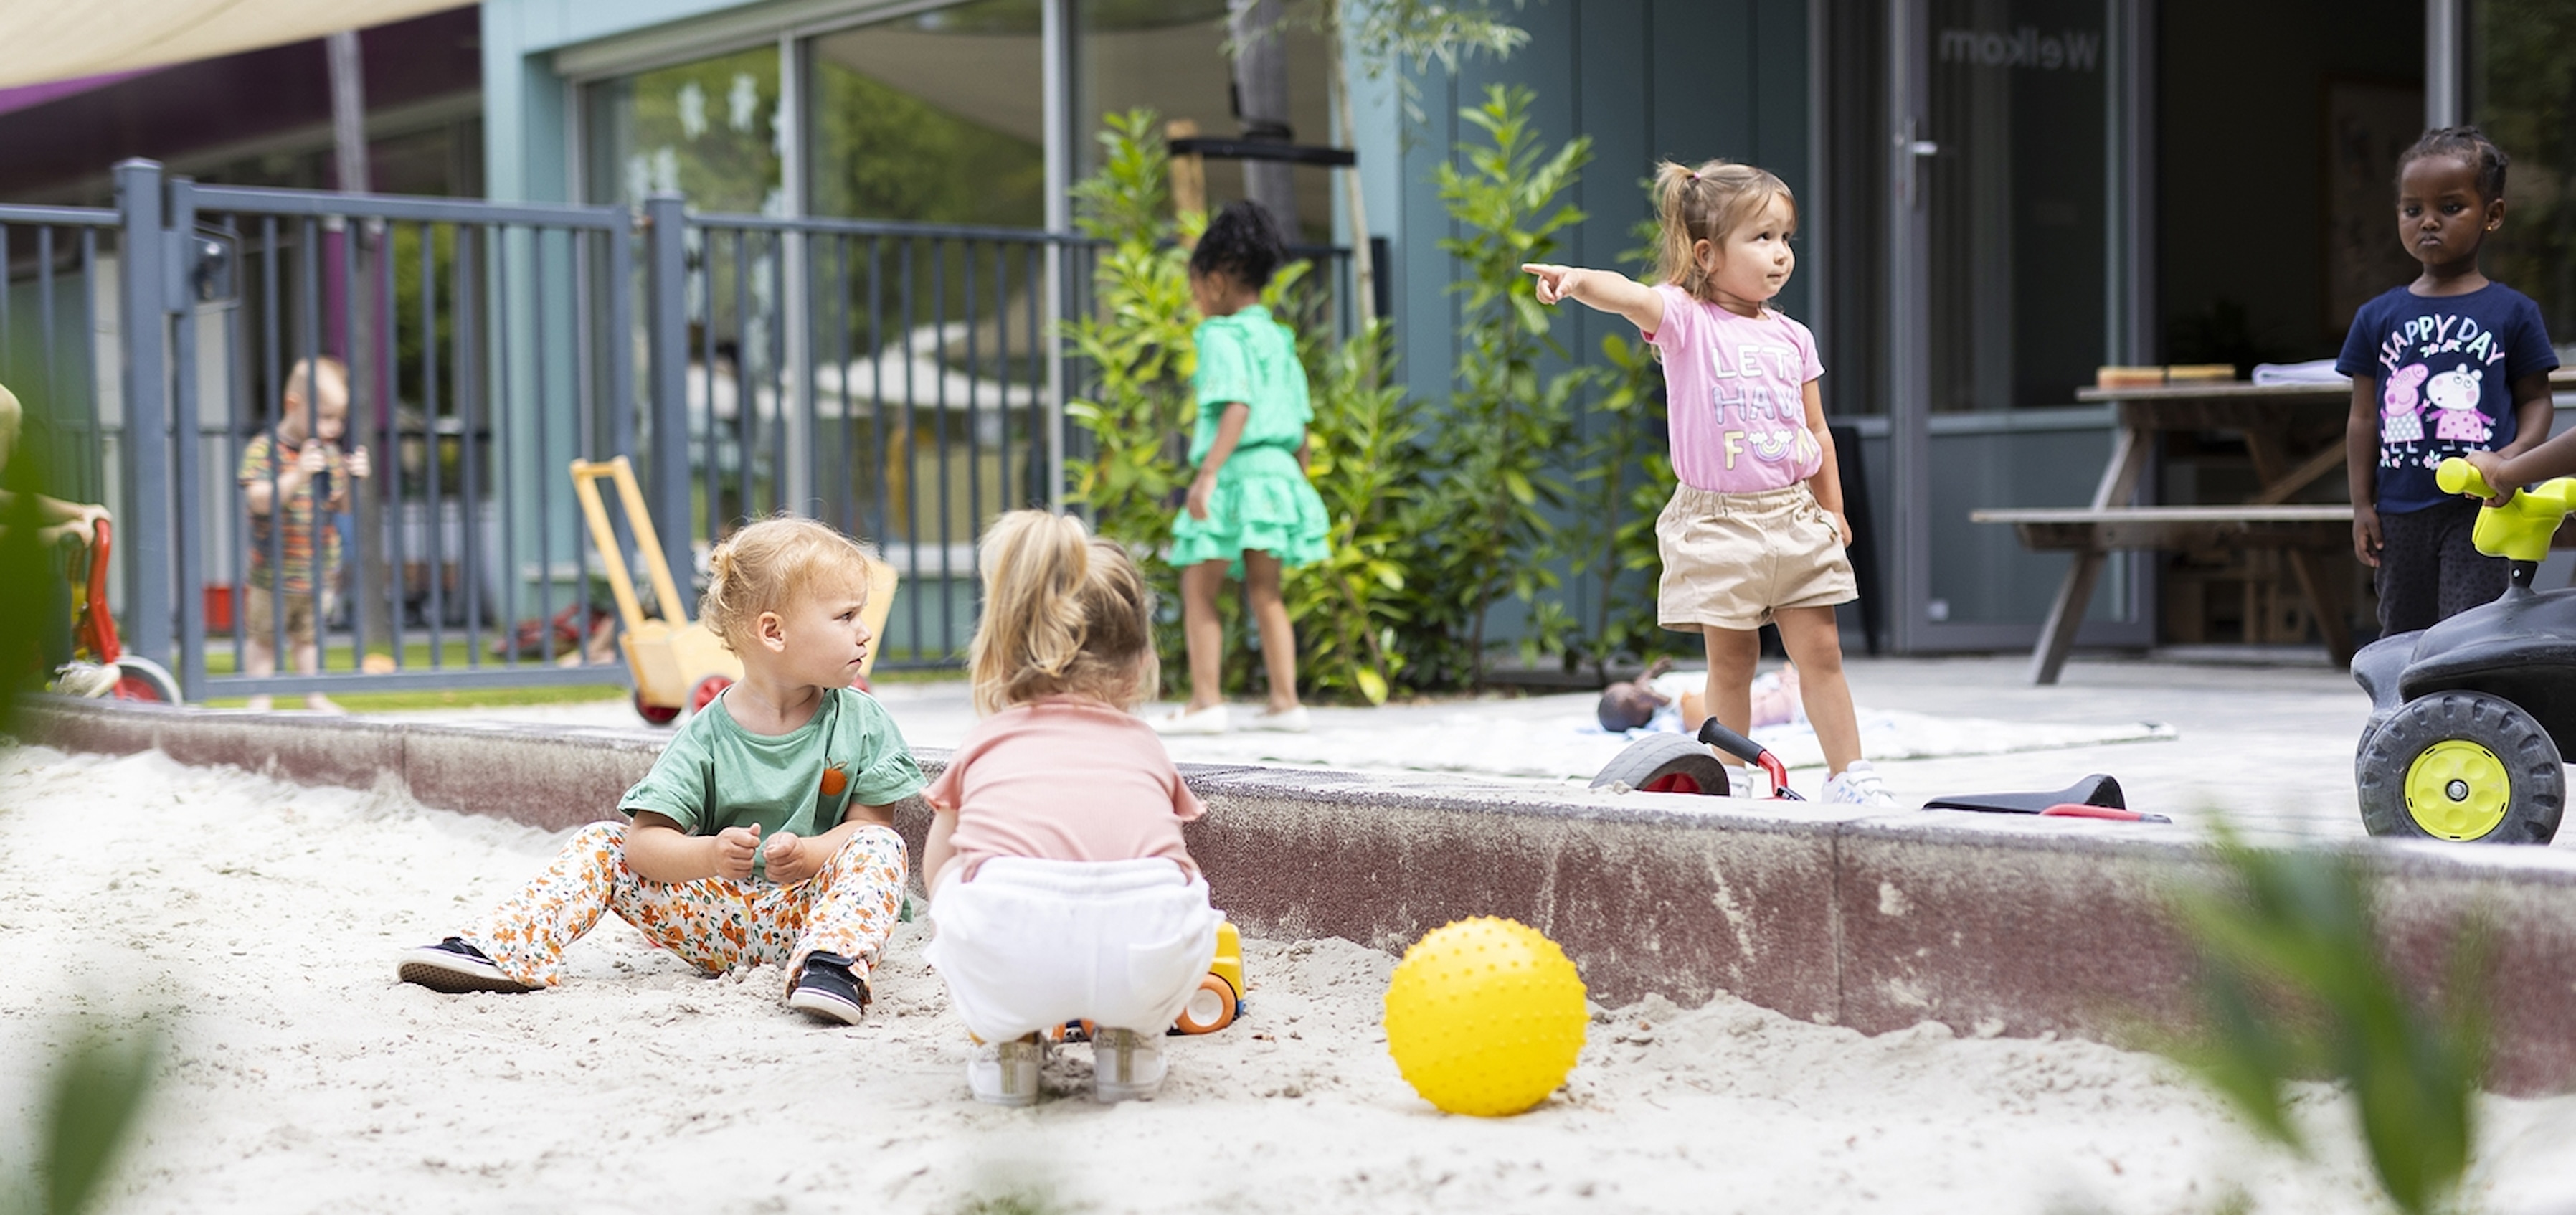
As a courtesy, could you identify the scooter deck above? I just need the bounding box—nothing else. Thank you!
[1923,774,2126,815]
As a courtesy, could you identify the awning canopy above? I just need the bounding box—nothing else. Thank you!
[0,0,468,90]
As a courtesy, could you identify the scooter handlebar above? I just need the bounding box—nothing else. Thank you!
[2438,457,2576,562]
[2435,457,2496,499]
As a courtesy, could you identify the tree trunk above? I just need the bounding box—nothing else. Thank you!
[327,30,397,668]
[1327,1,1377,325]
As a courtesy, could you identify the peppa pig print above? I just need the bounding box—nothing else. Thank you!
[2337,284,2557,513]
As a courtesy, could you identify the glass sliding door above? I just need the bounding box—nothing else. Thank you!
[1923,1,2109,415]
[1886,0,2154,651]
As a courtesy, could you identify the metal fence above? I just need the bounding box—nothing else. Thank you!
[170,171,640,701]
[18,160,1353,705]
[661,205,1068,664]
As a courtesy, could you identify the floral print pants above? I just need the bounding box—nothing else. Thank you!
[463,821,908,994]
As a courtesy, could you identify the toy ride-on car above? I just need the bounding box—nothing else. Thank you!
[2350,458,2576,844]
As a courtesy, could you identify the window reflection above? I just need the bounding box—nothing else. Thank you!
[1073,0,1332,242]
[584,45,783,214]
[2468,0,2576,346]
[807,0,1045,226]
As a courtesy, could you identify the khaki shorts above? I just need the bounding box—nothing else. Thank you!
[1656,483,1857,632]
[242,585,331,647]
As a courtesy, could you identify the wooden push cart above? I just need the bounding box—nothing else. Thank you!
[570,456,896,724]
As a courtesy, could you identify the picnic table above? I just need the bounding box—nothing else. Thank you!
[1974,381,2356,685]
[1979,370,2576,684]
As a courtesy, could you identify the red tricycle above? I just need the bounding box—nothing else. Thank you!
[51,519,182,703]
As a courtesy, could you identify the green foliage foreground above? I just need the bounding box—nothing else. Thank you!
[2165,830,2488,1215]
[0,446,161,1215]
[4,1025,161,1215]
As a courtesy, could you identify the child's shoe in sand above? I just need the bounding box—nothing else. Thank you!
[1091,1027,1166,1102]
[969,1036,1045,1106]
[787,954,869,1025]
[1821,760,1899,809]
[1245,704,1310,733]
[397,938,535,994]
[1148,704,1229,735]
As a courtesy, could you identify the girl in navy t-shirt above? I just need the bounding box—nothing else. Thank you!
[2339,126,2560,635]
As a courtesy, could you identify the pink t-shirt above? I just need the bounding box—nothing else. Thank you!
[924,696,1203,887]
[1642,284,1827,493]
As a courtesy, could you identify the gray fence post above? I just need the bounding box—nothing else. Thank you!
[643,193,692,592]
[114,159,172,667]
[166,177,207,701]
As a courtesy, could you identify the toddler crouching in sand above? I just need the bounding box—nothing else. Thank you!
[398,517,925,1024]
[922,510,1224,1105]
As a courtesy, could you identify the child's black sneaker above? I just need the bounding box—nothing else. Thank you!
[787,954,869,1026]
[397,938,535,994]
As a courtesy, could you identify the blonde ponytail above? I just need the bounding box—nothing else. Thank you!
[970,510,1157,714]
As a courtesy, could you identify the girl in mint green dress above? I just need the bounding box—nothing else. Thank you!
[1154,202,1330,737]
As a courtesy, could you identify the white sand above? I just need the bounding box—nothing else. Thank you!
[5,747,2574,1214]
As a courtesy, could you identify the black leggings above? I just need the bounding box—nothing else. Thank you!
[2376,498,2508,636]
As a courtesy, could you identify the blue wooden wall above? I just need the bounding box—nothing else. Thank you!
[1381,0,1812,650]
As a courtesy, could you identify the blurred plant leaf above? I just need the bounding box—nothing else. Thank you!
[2165,826,2486,1215]
[0,427,63,733]
[5,1021,161,1215]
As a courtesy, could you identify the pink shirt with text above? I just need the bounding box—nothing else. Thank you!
[1642,284,1826,493]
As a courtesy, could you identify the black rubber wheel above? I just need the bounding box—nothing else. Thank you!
[1590,733,1730,796]
[2357,691,2564,844]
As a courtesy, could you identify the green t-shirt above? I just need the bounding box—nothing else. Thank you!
[618,687,926,881]
[1190,303,1312,465]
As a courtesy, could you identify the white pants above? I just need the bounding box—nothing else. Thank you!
[924,856,1223,1043]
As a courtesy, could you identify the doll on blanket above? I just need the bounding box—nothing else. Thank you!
[1597,659,1802,734]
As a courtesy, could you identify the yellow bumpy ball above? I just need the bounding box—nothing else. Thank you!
[1381,916,1588,1117]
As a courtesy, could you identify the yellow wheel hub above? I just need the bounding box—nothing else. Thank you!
[2404,739,2511,841]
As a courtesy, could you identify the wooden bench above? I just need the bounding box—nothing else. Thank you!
[1978,384,2359,684]
[1973,505,2354,554]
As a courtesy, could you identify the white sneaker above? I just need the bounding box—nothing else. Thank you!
[1091,1027,1166,1102]
[968,1036,1045,1107]
[1148,704,1230,735]
[1821,760,1900,809]
[1245,704,1310,733]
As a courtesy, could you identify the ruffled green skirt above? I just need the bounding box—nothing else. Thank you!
[1170,445,1331,578]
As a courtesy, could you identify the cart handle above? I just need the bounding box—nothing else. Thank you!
[569,457,688,636]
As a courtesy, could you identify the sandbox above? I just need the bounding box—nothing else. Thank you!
[8,701,2576,1211]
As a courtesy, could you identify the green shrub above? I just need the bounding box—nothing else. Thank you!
[1060,110,1201,674]
[1407,82,1594,684]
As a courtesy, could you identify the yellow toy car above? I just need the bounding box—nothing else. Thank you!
[1055,919,1246,1041]
[1175,920,1245,1034]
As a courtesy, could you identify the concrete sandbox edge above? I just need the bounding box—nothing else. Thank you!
[21,696,2576,1095]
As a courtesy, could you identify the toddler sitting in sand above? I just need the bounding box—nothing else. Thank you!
[920,510,1224,1106]
[397,517,924,1024]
